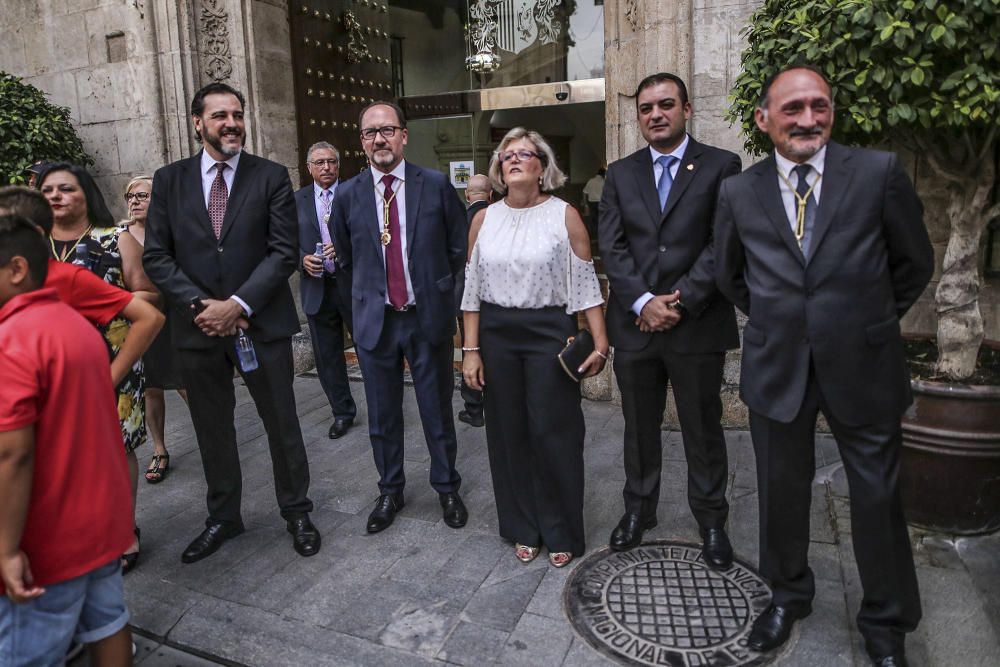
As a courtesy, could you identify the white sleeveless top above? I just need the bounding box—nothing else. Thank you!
[461,197,604,314]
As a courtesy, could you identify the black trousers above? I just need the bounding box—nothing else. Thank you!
[480,303,585,554]
[178,337,313,527]
[355,308,461,495]
[614,339,729,528]
[749,364,921,657]
[308,275,356,421]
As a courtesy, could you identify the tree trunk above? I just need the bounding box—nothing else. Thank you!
[933,159,993,380]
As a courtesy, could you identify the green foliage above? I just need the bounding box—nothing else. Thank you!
[728,0,1000,157]
[0,72,92,184]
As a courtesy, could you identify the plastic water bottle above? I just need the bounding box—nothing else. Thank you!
[235,329,259,373]
[314,242,324,257]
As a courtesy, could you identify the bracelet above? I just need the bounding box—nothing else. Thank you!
[595,349,608,360]
[462,346,481,352]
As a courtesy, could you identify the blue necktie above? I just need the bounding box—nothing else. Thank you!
[656,155,677,212]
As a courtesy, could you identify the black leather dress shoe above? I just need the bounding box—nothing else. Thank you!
[609,513,657,551]
[287,516,321,557]
[457,410,484,427]
[366,494,404,533]
[700,526,734,570]
[747,603,812,652]
[871,654,908,667]
[328,418,353,439]
[181,522,244,564]
[439,492,468,528]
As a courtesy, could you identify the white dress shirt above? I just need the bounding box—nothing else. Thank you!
[199,149,251,315]
[774,145,826,232]
[631,134,690,316]
[200,149,240,208]
[370,160,415,305]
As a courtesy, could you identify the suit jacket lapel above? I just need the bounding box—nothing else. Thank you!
[752,157,805,265]
[629,149,661,227]
[304,187,320,233]
[218,153,255,242]
[660,138,702,221]
[805,142,853,264]
[404,162,423,259]
[185,152,214,236]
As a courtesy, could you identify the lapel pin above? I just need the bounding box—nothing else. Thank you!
[686,163,694,171]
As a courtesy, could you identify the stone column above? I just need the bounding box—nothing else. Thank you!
[603,0,694,163]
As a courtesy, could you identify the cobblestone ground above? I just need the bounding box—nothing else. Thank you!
[72,374,999,666]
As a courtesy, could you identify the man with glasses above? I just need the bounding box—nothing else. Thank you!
[296,142,357,439]
[330,101,468,535]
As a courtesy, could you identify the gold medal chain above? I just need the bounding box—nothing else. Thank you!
[778,170,821,241]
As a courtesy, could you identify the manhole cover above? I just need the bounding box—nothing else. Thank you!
[564,540,774,666]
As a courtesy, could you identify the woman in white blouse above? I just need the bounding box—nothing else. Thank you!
[461,127,609,568]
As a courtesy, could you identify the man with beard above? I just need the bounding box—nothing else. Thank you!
[714,65,931,665]
[144,82,320,563]
[330,101,468,534]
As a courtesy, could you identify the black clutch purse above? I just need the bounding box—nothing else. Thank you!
[557,329,595,382]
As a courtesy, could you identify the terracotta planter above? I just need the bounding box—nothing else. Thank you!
[900,379,1000,535]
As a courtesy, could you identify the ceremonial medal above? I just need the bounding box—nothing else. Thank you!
[381,231,392,246]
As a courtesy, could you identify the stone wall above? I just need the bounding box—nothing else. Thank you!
[1,0,170,219]
[1,0,301,217]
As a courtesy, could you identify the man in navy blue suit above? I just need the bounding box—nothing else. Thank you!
[330,101,468,534]
[295,141,356,440]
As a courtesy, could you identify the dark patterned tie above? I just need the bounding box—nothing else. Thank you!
[209,162,228,238]
[380,174,407,308]
[793,164,817,256]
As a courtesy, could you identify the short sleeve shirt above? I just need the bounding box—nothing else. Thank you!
[45,259,132,326]
[0,289,133,591]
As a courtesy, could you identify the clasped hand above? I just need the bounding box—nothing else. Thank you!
[193,298,249,337]
[636,291,683,333]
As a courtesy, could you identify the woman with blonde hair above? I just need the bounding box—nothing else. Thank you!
[118,175,189,489]
[462,127,608,568]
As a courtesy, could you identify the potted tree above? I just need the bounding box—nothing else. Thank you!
[0,72,92,183]
[728,0,1000,533]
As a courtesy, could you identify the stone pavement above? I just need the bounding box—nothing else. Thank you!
[109,373,1000,667]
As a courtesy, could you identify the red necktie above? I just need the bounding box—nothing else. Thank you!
[380,174,407,309]
[209,162,228,238]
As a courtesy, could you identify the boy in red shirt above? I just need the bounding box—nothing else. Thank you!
[0,214,135,666]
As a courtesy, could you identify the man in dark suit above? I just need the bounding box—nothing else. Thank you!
[144,82,320,563]
[330,101,468,534]
[598,73,741,567]
[296,141,356,439]
[456,174,490,428]
[714,65,931,665]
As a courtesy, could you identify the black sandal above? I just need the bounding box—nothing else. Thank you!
[122,526,140,574]
[145,453,170,484]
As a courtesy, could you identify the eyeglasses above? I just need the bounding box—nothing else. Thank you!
[360,125,403,140]
[498,150,541,163]
[308,158,340,167]
[124,192,150,202]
